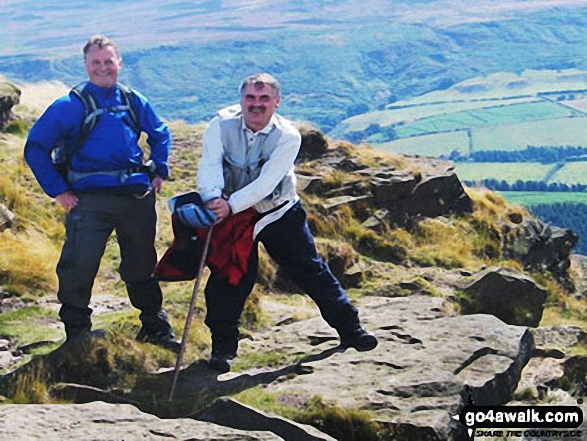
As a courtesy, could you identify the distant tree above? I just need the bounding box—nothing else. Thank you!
[380,125,398,141]
[437,78,455,90]
[346,122,399,144]
[447,149,467,161]
[461,146,587,164]
[531,203,587,254]
[526,181,538,191]
[346,103,369,118]
[387,95,398,104]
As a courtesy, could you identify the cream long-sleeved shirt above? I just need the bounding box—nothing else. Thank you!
[197,105,301,235]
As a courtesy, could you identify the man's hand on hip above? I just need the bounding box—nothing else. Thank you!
[152,176,164,193]
[55,191,79,213]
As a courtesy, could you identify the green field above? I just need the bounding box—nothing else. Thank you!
[334,67,587,156]
[471,117,587,152]
[394,101,576,138]
[383,70,587,108]
[455,162,554,183]
[334,68,587,142]
[548,162,587,185]
[341,97,538,133]
[373,116,587,157]
[376,131,469,157]
[498,191,587,206]
[456,161,587,186]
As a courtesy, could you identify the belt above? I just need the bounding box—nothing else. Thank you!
[66,167,142,184]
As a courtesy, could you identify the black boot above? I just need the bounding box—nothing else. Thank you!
[209,337,238,373]
[62,325,106,352]
[60,304,97,344]
[136,327,181,353]
[136,310,181,353]
[338,326,378,352]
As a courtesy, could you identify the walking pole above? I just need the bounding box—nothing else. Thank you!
[168,226,213,402]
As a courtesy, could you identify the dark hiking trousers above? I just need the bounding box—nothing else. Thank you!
[204,201,359,349]
[56,192,169,336]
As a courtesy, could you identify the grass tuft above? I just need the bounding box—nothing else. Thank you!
[3,120,30,136]
[234,389,386,441]
[0,230,59,297]
[295,396,384,441]
[11,362,50,404]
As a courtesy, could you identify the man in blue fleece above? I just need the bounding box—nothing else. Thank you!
[24,35,180,351]
[197,73,378,372]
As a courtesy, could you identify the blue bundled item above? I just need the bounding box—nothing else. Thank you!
[169,192,217,228]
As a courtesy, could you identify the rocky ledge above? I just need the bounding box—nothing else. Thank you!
[6,295,539,441]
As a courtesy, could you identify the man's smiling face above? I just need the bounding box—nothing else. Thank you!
[241,82,280,132]
[85,44,122,89]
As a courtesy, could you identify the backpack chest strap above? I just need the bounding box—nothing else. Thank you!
[83,105,132,126]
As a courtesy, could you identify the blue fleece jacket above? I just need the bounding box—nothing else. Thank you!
[24,82,171,197]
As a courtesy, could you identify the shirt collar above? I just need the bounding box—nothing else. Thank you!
[241,114,278,135]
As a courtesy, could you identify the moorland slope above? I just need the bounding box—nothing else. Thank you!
[0,78,586,440]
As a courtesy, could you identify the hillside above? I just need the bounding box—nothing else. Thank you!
[6,2,587,252]
[332,70,587,152]
[330,68,587,254]
[1,78,587,440]
[3,2,587,132]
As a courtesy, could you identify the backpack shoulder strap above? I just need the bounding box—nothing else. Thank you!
[70,81,99,140]
[117,83,141,134]
[54,82,96,171]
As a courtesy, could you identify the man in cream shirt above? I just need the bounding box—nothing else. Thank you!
[197,73,377,372]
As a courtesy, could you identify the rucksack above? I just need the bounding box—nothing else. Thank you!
[53,82,141,175]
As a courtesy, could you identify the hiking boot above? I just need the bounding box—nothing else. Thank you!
[339,327,378,352]
[136,327,181,353]
[208,336,238,373]
[64,328,106,345]
[209,351,236,373]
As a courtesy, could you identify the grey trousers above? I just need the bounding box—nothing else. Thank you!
[56,192,165,333]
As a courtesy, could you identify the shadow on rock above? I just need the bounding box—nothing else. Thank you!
[50,345,343,419]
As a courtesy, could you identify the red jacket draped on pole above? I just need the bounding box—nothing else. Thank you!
[155,208,258,286]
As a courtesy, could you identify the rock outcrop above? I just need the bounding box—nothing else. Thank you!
[366,158,473,225]
[502,218,578,288]
[532,325,587,356]
[297,145,473,227]
[524,326,587,394]
[294,129,577,283]
[0,204,14,232]
[243,296,533,440]
[461,267,548,327]
[296,123,329,162]
[0,401,284,440]
[0,80,21,130]
[17,296,535,441]
[511,325,586,438]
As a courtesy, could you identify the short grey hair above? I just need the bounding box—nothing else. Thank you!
[239,73,281,97]
[83,35,121,60]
